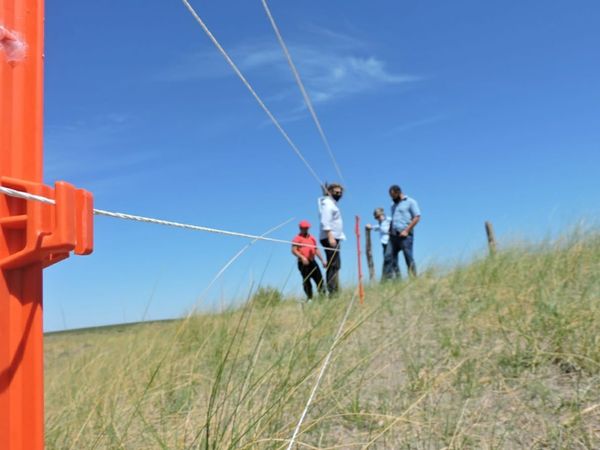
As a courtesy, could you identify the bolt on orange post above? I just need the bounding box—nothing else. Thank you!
[1,1,94,449]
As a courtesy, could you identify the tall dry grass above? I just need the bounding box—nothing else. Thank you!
[45,232,600,449]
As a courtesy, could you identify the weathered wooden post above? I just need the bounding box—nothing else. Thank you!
[364,226,375,281]
[485,221,496,256]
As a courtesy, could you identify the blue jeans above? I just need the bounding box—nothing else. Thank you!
[382,243,399,279]
[383,234,416,279]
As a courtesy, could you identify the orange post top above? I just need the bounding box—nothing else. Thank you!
[1,0,43,182]
[1,1,94,449]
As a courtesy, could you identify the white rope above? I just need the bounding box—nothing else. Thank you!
[198,217,295,299]
[261,0,345,185]
[0,186,333,251]
[180,0,326,190]
[0,186,55,205]
[286,290,358,450]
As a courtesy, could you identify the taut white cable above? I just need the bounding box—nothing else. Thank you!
[286,290,358,450]
[180,0,326,190]
[0,186,55,205]
[0,186,333,250]
[198,217,295,299]
[261,0,345,184]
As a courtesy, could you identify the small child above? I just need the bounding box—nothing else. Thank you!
[366,208,399,278]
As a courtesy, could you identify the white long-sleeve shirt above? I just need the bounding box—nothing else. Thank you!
[370,217,391,245]
[318,196,346,241]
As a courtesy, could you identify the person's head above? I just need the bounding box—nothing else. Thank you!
[298,220,311,236]
[373,207,385,222]
[389,184,402,203]
[327,183,344,202]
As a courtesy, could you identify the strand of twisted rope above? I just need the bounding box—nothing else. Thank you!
[0,186,332,250]
[180,0,326,190]
[198,217,295,300]
[261,0,345,184]
[286,290,358,450]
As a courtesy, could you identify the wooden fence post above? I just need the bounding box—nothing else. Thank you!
[365,226,375,281]
[485,221,497,256]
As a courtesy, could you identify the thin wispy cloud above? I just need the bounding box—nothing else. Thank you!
[158,28,420,105]
[44,114,165,190]
[386,115,446,135]
[302,24,368,50]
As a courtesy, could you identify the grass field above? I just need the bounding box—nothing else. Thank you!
[45,232,600,449]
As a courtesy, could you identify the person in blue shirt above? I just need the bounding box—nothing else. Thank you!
[366,207,398,278]
[383,185,421,279]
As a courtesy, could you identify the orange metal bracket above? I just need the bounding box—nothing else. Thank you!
[0,177,94,270]
[1,1,94,449]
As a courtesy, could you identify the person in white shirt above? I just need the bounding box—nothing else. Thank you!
[318,183,345,294]
[366,207,398,279]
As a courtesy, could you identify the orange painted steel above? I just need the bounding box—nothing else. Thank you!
[355,216,365,304]
[1,1,94,449]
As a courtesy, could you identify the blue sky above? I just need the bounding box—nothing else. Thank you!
[42,0,599,331]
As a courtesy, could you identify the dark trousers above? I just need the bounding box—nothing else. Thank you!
[382,243,399,279]
[298,260,324,299]
[383,234,416,279]
[320,239,341,294]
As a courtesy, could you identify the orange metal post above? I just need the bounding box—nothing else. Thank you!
[1,2,93,449]
[355,216,365,304]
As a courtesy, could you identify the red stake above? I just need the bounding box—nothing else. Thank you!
[1,2,94,449]
[355,216,365,304]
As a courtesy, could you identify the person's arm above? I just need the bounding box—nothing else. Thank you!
[320,200,337,248]
[292,245,309,265]
[315,246,326,265]
[400,200,421,237]
[400,216,420,237]
[326,231,337,248]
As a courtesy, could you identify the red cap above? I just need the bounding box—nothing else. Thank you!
[299,220,311,228]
